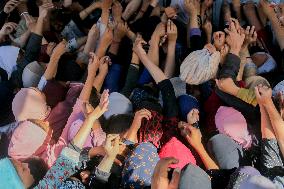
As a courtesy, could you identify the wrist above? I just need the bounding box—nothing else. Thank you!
[263,98,274,108]
[168,41,176,47]
[229,48,240,56]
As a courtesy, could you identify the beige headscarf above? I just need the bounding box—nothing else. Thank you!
[12,88,51,121]
[180,49,221,85]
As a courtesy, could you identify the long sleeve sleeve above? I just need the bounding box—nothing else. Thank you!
[0,11,8,29]
[157,79,178,118]
[34,147,80,189]
[121,64,140,98]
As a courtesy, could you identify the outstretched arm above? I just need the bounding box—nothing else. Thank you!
[133,36,166,84]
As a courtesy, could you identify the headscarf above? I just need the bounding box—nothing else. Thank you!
[245,76,270,90]
[159,137,196,168]
[215,106,252,149]
[8,120,48,160]
[122,142,159,188]
[254,52,277,74]
[0,46,20,79]
[180,48,220,85]
[178,95,199,122]
[207,134,244,169]
[0,158,25,189]
[104,92,133,119]
[12,88,51,121]
[179,164,212,189]
[273,80,284,97]
[22,61,45,88]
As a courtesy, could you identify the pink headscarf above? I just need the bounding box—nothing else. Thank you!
[8,121,49,160]
[215,106,252,149]
[159,137,196,169]
[12,88,51,121]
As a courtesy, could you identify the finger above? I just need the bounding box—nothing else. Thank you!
[158,157,179,177]
[245,26,250,35]
[250,25,255,36]
[224,28,231,35]
[254,86,261,99]
[168,168,181,189]
[229,21,237,33]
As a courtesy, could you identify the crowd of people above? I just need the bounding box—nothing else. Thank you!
[0,0,284,188]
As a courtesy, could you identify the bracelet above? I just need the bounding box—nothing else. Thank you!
[130,63,139,69]
[20,12,29,17]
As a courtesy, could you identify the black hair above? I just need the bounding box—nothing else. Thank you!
[102,114,134,134]
[24,157,48,188]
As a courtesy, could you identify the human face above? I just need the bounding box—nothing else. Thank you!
[213,31,226,51]
[11,159,35,188]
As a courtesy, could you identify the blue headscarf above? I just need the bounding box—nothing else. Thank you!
[0,158,25,189]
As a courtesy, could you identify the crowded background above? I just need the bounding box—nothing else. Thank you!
[0,0,284,188]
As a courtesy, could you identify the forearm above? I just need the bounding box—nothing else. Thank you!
[79,73,96,102]
[84,33,99,54]
[97,155,116,173]
[164,42,176,78]
[267,12,284,50]
[148,35,160,66]
[260,105,276,139]
[125,126,139,143]
[237,47,249,81]
[109,42,120,55]
[195,145,219,170]
[101,8,110,26]
[72,115,99,149]
[93,72,108,92]
[95,40,109,59]
[44,54,62,80]
[33,16,44,36]
[80,5,96,20]
[13,29,31,48]
[264,100,284,155]
[137,52,167,83]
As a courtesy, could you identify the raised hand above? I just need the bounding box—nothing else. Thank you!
[224,19,245,55]
[132,109,152,129]
[187,109,199,125]
[243,25,257,47]
[132,34,147,55]
[113,22,128,41]
[255,84,273,106]
[0,22,17,36]
[153,22,166,39]
[39,3,54,19]
[4,0,20,14]
[99,89,110,113]
[165,7,178,19]
[104,134,120,158]
[182,124,202,149]
[99,56,111,75]
[215,77,239,96]
[102,0,112,10]
[52,40,67,57]
[151,157,181,189]
[167,19,178,43]
[23,14,36,31]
